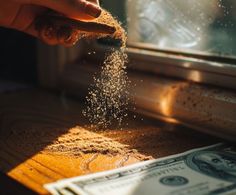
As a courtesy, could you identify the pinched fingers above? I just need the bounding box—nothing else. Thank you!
[32,14,116,46]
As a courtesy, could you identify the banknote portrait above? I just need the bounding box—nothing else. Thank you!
[186,150,236,182]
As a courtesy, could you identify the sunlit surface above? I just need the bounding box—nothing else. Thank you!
[187,71,202,82]
[0,89,225,193]
[160,94,172,117]
[160,87,177,117]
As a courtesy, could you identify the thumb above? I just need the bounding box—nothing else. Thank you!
[27,0,102,20]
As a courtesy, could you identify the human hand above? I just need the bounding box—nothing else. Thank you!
[0,0,105,45]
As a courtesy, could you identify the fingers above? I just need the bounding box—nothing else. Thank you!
[36,24,79,46]
[36,14,116,34]
[24,20,75,47]
[24,23,59,45]
[29,0,102,20]
[33,14,116,46]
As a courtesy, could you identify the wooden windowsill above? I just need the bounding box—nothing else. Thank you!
[0,89,221,194]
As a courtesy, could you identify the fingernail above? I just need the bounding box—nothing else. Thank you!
[85,3,102,18]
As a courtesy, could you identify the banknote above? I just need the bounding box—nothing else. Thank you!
[45,143,236,195]
[45,183,77,195]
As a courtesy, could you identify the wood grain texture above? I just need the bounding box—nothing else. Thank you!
[0,89,220,194]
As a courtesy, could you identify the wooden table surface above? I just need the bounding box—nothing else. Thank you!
[0,89,221,194]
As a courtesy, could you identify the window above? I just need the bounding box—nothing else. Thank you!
[127,0,236,58]
[101,0,236,90]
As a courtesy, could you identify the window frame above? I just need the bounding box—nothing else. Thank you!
[127,43,236,90]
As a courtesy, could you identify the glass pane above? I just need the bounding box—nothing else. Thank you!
[126,0,236,58]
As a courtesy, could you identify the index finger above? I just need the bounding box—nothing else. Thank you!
[26,0,102,20]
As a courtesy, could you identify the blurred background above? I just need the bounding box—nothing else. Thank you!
[126,0,236,58]
[0,28,37,85]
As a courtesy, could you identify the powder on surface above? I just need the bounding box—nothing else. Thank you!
[44,127,149,161]
[82,10,129,128]
[0,91,220,166]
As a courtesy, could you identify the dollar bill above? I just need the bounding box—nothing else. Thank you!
[45,143,236,195]
[45,183,78,195]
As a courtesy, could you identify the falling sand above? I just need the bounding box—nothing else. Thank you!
[83,10,130,128]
